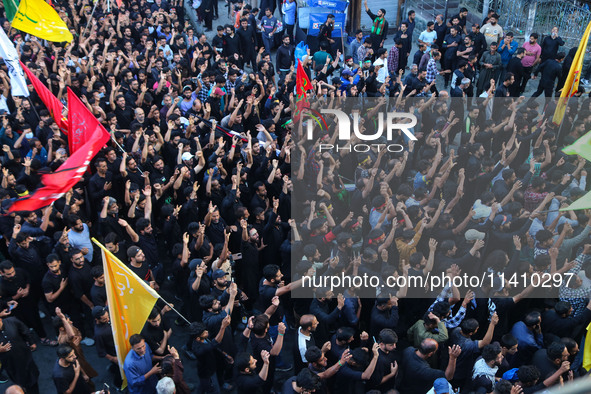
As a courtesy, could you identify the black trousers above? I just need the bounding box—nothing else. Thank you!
[521,66,533,93]
[532,82,554,97]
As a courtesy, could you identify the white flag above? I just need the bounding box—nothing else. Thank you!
[0,28,29,97]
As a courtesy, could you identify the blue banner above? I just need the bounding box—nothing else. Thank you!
[307,0,348,12]
[308,13,346,37]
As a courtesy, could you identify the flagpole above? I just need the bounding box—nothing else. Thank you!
[339,25,345,61]
[158,297,191,325]
[109,134,144,175]
[82,0,100,38]
[555,71,579,143]
[27,97,41,121]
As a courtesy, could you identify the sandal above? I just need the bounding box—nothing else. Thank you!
[40,338,58,346]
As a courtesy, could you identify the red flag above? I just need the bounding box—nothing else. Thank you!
[296,61,311,97]
[20,61,68,133]
[294,65,310,122]
[8,98,110,213]
[68,88,97,154]
[294,61,311,123]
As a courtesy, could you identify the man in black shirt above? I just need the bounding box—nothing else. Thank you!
[120,153,144,188]
[111,94,134,130]
[136,218,159,270]
[8,226,45,296]
[235,350,270,394]
[318,14,335,53]
[282,368,322,394]
[104,232,129,263]
[190,316,231,393]
[275,36,294,80]
[333,344,380,394]
[532,52,565,98]
[237,18,257,69]
[89,266,107,307]
[254,264,304,327]
[212,26,225,56]
[224,25,241,66]
[469,24,487,58]
[127,246,158,290]
[250,313,287,392]
[68,248,95,343]
[42,255,73,318]
[52,345,91,394]
[370,329,399,393]
[204,202,227,248]
[88,159,113,214]
[540,27,565,63]
[399,339,461,394]
[370,296,399,339]
[1,260,52,345]
[531,342,570,382]
[239,219,261,302]
[141,307,172,356]
[93,306,122,388]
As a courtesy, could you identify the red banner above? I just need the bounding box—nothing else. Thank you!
[296,61,311,97]
[68,88,97,154]
[20,61,68,133]
[8,96,110,213]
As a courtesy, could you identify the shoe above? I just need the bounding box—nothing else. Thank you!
[204,28,212,32]
[276,364,293,372]
[81,337,95,346]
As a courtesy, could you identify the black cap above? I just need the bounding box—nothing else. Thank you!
[92,306,108,319]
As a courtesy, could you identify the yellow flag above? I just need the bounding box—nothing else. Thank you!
[583,323,591,370]
[92,239,159,389]
[552,21,591,126]
[562,129,591,163]
[11,0,73,43]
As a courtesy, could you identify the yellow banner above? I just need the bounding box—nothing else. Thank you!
[11,0,73,43]
[552,21,591,126]
[92,239,159,388]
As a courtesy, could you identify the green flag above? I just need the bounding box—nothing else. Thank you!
[4,0,19,21]
[560,190,591,212]
[562,129,591,162]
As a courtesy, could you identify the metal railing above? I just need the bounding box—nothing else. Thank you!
[409,0,591,48]
[532,0,591,48]
[409,0,460,21]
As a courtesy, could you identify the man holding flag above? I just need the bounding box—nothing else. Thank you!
[93,238,164,390]
[553,21,591,126]
[123,334,163,394]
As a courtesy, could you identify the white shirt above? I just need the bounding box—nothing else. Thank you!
[297,329,312,362]
[377,58,388,83]
[419,30,438,49]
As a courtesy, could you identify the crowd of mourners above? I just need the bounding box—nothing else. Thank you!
[1,0,591,393]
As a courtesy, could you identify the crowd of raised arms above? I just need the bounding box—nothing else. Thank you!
[1,0,591,393]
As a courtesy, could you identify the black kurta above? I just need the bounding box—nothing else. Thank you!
[0,317,39,392]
